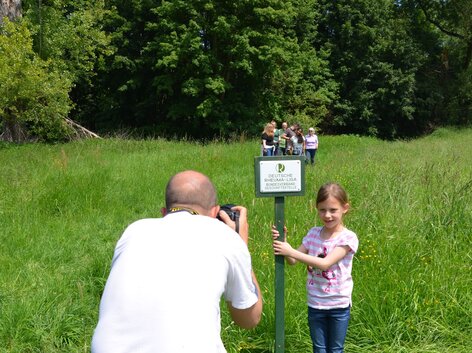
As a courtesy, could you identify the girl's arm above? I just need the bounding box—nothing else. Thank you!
[273,240,350,271]
[271,226,307,265]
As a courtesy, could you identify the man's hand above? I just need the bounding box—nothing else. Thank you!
[218,205,249,244]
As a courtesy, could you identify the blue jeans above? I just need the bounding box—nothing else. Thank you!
[306,149,317,164]
[263,146,275,156]
[308,306,351,353]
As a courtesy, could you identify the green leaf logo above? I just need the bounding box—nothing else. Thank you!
[276,163,285,173]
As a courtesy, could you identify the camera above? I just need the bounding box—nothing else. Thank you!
[218,204,239,221]
[217,204,240,233]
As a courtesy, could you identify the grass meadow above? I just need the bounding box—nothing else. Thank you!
[1,127,471,352]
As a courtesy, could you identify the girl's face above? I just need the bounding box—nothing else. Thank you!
[316,196,349,231]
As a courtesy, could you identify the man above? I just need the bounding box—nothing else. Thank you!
[277,122,287,156]
[281,122,297,155]
[91,170,263,353]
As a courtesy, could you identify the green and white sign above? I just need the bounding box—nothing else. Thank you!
[254,155,306,353]
[254,156,305,197]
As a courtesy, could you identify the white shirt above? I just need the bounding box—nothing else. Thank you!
[91,212,258,353]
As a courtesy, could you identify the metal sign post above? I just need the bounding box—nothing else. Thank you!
[274,195,285,353]
[254,156,305,353]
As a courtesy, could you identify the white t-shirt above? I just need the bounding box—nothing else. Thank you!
[91,212,258,353]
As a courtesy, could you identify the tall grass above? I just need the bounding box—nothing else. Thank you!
[1,128,471,352]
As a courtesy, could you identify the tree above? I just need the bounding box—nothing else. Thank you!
[417,0,472,70]
[80,0,336,138]
[314,0,432,139]
[415,0,472,125]
[0,18,72,142]
[21,0,113,127]
[145,0,335,136]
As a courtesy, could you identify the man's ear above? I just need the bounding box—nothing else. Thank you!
[210,205,220,218]
[160,207,168,217]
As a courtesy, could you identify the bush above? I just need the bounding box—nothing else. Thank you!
[0,18,73,142]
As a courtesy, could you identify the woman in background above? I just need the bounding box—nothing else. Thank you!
[305,128,319,165]
[261,123,275,156]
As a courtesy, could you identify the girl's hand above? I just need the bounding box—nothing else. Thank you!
[273,240,294,256]
[271,225,287,241]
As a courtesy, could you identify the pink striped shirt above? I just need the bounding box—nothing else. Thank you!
[302,226,358,309]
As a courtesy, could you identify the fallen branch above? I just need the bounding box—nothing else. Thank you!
[65,118,101,139]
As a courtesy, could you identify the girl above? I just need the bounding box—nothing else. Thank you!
[291,127,305,156]
[272,182,358,353]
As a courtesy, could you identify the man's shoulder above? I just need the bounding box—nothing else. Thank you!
[128,217,160,227]
[121,218,162,235]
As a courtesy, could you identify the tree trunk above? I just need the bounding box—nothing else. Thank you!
[0,0,22,23]
[1,114,27,143]
[464,40,472,71]
[1,1,23,141]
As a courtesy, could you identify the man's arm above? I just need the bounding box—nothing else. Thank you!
[227,272,263,329]
[219,206,263,329]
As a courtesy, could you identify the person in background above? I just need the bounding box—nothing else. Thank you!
[271,120,280,156]
[291,126,305,156]
[305,127,319,166]
[261,123,275,156]
[271,182,358,353]
[282,123,297,155]
[92,170,263,353]
[278,122,288,155]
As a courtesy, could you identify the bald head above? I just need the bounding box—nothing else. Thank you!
[165,170,218,214]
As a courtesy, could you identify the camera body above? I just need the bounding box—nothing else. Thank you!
[217,204,240,233]
[218,204,239,222]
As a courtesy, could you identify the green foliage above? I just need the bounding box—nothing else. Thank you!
[23,0,112,83]
[1,130,472,352]
[3,0,472,139]
[314,0,431,139]
[0,19,72,142]
[414,0,472,126]
[22,0,114,124]
[79,0,335,138]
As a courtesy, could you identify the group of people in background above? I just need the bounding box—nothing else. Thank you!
[261,121,319,165]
